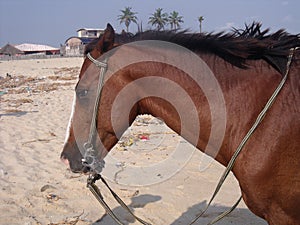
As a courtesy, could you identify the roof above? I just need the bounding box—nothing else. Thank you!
[0,44,24,55]
[65,36,97,45]
[15,43,59,52]
[77,28,105,32]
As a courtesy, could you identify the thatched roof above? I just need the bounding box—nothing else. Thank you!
[0,44,24,55]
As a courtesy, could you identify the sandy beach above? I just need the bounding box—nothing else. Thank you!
[0,57,267,225]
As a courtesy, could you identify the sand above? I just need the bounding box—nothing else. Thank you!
[0,58,267,225]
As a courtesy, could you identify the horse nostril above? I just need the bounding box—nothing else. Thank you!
[60,154,70,166]
[82,166,91,173]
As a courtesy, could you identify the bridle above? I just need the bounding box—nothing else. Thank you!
[81,48,296,225]
[81,52,107,174]
[82,52,151,225]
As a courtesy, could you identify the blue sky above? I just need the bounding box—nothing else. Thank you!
[0,0,299,47]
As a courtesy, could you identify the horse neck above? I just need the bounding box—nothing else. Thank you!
[129,58,215,161]
[128,54,283,166]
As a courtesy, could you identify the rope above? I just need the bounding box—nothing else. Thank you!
[188,48,295,225]
[87,174,152,225]
[99,176,152,225]
[86,52,108,68]
[84,48,296,225]
[82,53,107,173]
[86,53,107,145]
[87,176,124,225]
[84,53,151,225]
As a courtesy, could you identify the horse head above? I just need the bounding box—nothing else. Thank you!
[61,24,127,172]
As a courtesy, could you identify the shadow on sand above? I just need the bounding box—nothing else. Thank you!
[92,194,161,225]
[0,110,38,117]
[91,195,267,225]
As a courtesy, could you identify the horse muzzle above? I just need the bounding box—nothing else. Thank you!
[60,142,89,173]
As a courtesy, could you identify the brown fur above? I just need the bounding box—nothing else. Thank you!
[61,23,300,224]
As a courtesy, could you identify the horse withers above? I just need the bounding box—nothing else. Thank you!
[61,23,300,224]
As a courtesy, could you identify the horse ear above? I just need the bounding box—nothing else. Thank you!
[99,23,115,52]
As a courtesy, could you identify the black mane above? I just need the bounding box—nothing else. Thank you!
[86,23,300,74]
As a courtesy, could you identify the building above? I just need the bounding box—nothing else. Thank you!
[77,28,104,38]
[0,44,24,56]
[61,37,96,56]
[16,43,60,55]
[61,28,105,56]
[0,43,59,58]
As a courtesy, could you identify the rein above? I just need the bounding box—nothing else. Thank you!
[82,48,296,224]
[83,53,151,225]
[188,47,296,225]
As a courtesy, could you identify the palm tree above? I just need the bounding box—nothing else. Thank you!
[168,11,184,30]
[198,16,204,33]
[148,8,169,31]
[117,7,138,32]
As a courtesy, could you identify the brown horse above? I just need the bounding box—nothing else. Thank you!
[61,23,300,224]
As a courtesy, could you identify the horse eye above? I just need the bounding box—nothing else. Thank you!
[76,89,88,99]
